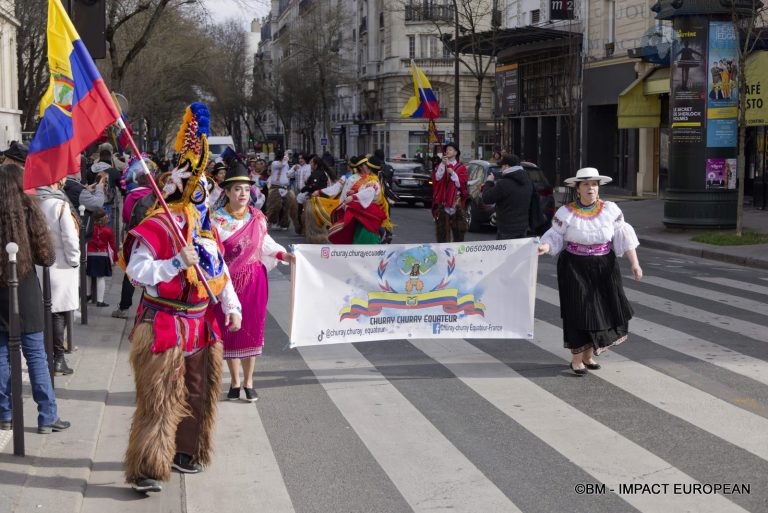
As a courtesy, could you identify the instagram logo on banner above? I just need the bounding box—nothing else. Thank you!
[320,247,331,259]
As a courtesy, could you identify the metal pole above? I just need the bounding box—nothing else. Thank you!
[78,205,88,324]
[6,242,24,456]
[453,0,460,147]
[42,266,54,387]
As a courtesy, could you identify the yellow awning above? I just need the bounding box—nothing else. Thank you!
[746,51,768,126]
[644,67,670,95]
[618,69,661,129]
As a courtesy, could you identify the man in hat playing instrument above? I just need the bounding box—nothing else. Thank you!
[121,104,242,494]
[431,142,468,243]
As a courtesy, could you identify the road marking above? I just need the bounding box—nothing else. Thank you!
[411,337,749,513]
[694,276,768,296]
[638,275,768,313]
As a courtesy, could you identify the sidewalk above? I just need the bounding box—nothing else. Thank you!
[0,197,766,513]
[609,196,768,270]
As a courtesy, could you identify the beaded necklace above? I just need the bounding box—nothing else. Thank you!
[224,204,248,220]
[568,199,604,219]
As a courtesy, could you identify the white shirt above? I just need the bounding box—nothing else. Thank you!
[540,200,639,257]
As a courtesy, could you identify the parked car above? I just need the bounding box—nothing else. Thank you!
[465,159,555,234]
[386,160,433,207]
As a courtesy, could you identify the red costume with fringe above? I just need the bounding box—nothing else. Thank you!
[122,103,241,490]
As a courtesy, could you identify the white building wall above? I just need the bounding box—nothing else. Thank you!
[0,0,21,149]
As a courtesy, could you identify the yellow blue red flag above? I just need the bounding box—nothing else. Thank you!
[25,0,120,189]
[400,60,440,119]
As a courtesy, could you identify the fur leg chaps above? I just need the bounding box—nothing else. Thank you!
[123,323,222,482]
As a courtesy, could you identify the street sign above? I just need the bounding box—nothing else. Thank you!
[320,137,328,146]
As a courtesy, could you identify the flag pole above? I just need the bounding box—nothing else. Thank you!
[115,117,218,304]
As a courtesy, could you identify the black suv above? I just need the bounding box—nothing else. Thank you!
[465,160,555,234]
[385,160,433,207]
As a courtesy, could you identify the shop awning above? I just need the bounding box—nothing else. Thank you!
[618,69,662,129]
[643,67,669,95]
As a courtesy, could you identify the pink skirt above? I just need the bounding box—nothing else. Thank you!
[214,263,268,359]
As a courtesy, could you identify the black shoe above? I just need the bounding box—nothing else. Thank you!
[54,357,74,376]
[172,453,202,474]
[38,418,71,434]
[243,387,258,402]
[583,361,601,370]
[132,477,162,493]
[0,420,11,430]
[569,363,588,376]
[227,387,240,401]
[96,302,109,307]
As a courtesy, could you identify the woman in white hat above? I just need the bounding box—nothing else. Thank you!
[537,167,643,375]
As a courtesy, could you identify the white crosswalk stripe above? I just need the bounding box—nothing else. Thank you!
[694,276,768,296]
[258,265,768,512]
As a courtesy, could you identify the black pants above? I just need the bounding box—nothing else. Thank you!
[51,312,67,360]
[119,274,135,310]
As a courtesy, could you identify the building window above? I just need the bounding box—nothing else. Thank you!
[419,34,443,59]
[379,11,384,29]
[408,35,415,59]
[530,9,540,25]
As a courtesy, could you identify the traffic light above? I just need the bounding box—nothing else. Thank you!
[67,0,106,59]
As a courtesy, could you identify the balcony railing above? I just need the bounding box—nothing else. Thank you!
[405,3,454,23]
[400,57,453,69]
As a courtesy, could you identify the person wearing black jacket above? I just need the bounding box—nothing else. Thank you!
[481,154,532,240]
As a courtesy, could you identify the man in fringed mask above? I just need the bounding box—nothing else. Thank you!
[120,103,243,494]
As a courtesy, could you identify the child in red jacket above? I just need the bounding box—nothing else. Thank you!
[86,208,118,307]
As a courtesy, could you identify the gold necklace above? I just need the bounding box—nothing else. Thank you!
[225,204,248,220]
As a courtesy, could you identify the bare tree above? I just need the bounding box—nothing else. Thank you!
[117,8,211,155]
[105,0,204,91]
[197,20,250,148]
[726,0,768,235]
[14,0,48,132]
[392,0,497,153]
[280,1,351,155]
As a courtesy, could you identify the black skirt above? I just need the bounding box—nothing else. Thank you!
[86,255,113,278]
[556,250,633,354]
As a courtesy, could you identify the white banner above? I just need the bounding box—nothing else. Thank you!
[289,239,539,347]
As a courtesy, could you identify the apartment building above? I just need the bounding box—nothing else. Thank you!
[0,0,22,150]
[256,0,494,160]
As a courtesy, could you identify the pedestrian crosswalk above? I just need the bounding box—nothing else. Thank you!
[186,253,768,513]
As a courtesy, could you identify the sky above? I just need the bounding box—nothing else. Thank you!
[205,0,270,24]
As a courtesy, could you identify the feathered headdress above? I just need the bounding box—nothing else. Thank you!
[162,102,211,205]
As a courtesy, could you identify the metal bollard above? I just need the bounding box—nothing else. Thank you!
[42,266,54,386]
[78,205,88,325]
[6,242,25,456]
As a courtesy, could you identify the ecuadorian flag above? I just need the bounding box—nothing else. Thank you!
[25,0,120,189]
[400,60,440,119]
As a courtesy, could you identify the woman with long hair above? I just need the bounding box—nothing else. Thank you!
[210,162,294,402]
[0,163,70,433]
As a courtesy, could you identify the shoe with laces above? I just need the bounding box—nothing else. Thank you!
[111,308,129,319]
[38,418,71,434]
[243,387,258,402]
[133,477,162,493]
[227,387,241,401]
[172,453,202,474]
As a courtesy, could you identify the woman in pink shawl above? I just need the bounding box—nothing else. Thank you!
[211,162,294,402]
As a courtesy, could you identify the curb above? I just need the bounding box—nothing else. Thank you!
[638,237,768,271]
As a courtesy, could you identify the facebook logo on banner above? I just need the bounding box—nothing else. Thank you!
[432,323,441,335]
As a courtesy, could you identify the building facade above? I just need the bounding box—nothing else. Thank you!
[256,0,495,161]
[0,0,22,150]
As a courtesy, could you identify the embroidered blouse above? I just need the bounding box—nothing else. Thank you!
[210,207,287,272]
[539,200,639,257]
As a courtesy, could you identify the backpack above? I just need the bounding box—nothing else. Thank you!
[528,183,547,234]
